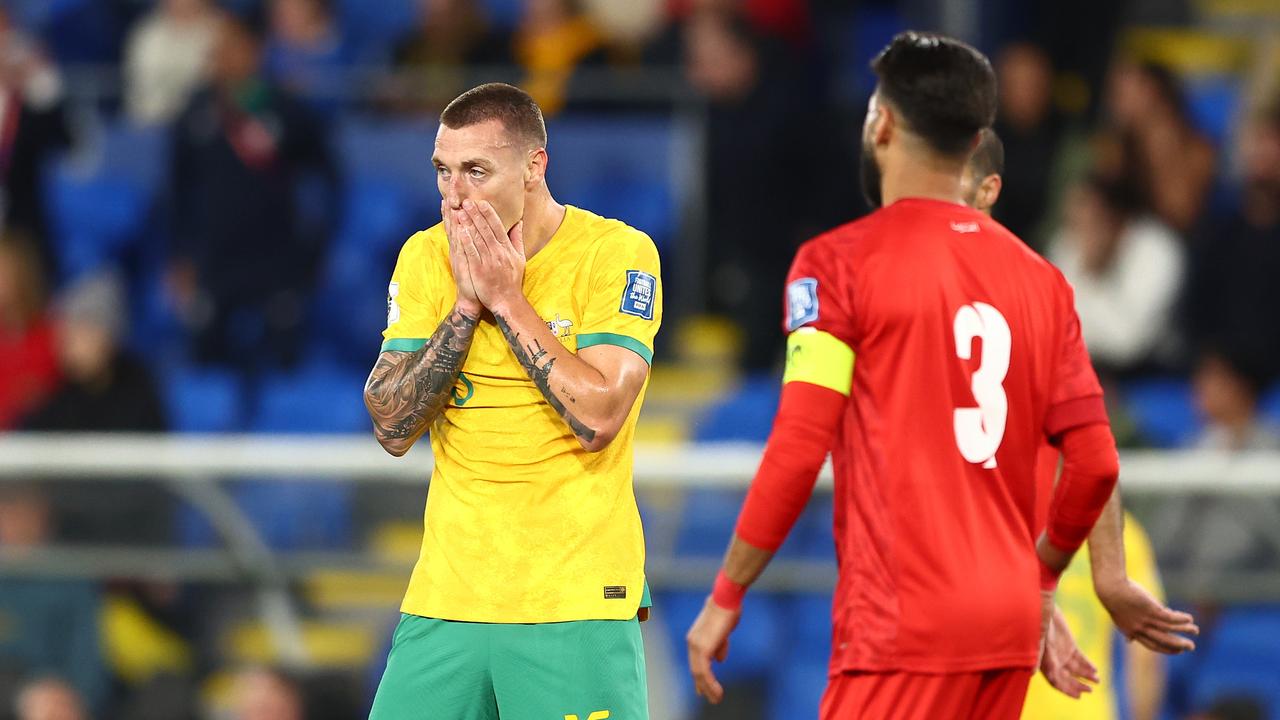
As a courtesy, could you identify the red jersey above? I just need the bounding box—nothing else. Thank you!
[784,198,1103,675]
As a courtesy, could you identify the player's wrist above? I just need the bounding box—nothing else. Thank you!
[711,570,747,612]
[454,297,483,319]
[1038,556,1061,592]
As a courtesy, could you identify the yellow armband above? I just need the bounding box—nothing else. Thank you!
[782,327,855,396]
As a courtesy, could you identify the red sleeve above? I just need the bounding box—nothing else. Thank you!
[782,240,857,344]
[735,381,845,551]
[1044,422,1119,553]
[1045,280,1106,438]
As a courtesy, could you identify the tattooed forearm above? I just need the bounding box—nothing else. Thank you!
[364,307,479,454]
[494,314,597,442]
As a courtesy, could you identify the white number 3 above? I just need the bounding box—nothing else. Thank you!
[953,302,1010,469]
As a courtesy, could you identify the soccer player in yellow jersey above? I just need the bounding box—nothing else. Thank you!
[363,83,661,720]
[961,130,1198,715]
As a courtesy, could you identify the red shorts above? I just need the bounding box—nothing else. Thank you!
[820,669,1033,720]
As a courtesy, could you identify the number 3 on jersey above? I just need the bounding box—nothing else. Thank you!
[953,302,1010,469]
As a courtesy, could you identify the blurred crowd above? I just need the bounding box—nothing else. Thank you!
[0,0,1278,717]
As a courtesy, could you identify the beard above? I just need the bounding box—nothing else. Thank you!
[859,139,883,210]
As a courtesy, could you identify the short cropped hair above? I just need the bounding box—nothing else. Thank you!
[440,83,548,150]
[969,127,1004,178]
[871,31,997,157]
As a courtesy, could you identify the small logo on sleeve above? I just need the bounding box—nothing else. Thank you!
[603,586,627,599]
[619,270,656,320]
[786,277,819,331]
[386,282,401,325]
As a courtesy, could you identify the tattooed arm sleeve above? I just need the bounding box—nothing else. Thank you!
[491,298,650,452]
[364,306,479,456]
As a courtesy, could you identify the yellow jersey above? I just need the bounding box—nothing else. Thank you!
[380,205,662,623]
[1021,514,1164,720]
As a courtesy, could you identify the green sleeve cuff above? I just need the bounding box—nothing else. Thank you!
[381,338,427,352]
[577,332,653,365]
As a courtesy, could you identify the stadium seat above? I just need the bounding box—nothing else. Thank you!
[178,367,368,550]
[692,374,781,443]
[1187,606,1280,719]
[161,366,244,433]
[250,366,370,434]
[335,0,417,62]
[674,489,746,557]
[545,116,683,255]
[43,122,169,281]
[1119,379,1202,448]
[769,658,828,720]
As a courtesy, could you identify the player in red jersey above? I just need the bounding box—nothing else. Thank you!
[962,129,1199,704]
[686,33,1123,719]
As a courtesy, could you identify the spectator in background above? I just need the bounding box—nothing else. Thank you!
[1193,349,1280,451]
[170,10,335,370]
[685,8,812,371]
[0,239,57,430]
[14,677,86,720]
[1183,105,1280,382]
[991,42,1066,252]
[0,10,71,276]
[265,0,350,116]
[124,0,219,125]
[230,668,303,720]
[1049,173,1184,378]
[1101,60,1216,233]
[386,0,512,114]
[23,272,166,433]
[0,487,106,714]
[514,0,604,116]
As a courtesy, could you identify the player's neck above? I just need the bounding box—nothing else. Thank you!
[520,189,567,260]
[879,147,967,208]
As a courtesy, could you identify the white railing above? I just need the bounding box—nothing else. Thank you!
[3,433,1280,491]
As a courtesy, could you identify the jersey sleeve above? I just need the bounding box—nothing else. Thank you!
[780,240,857,395]
[1045,280,1107,438]
[576,229,662,365]
[381,231,447,353]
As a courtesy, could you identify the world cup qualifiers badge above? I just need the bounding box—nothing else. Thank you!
[620,270,656,320]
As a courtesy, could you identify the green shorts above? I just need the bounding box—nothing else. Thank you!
[369,614,648,720]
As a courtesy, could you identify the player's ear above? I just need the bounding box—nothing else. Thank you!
[871,99,895,148]
[526,147,548,187]
[979,174,1002,211]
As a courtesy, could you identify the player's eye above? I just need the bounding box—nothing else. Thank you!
[468,168,486,179]
[436,166,449,178]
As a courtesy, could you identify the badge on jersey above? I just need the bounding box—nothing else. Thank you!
[619,270,656,320]
[786,277,820,331]
[386,281,401,325]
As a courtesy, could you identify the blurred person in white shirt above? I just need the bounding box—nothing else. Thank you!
[124,0,218,125]
[1050,173,1184,378]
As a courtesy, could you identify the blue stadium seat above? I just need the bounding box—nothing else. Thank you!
[162,366,244,433]
[692,374,780,443]
[251,367,370,434]
[1187,607,1280,719]
[545,116,683,255]
[43,123,168,281]
[184,367,369,550]
[675,489,745,557]
[769,658,828,720]
[335,0,417,61]
[1119,379,1201,448]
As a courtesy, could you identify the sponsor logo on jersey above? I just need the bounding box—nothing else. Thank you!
[619,270,656,320]
[950,221,980,233]
[786,277,820,331]
[386,281,401,325]
[603,586,627,599]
